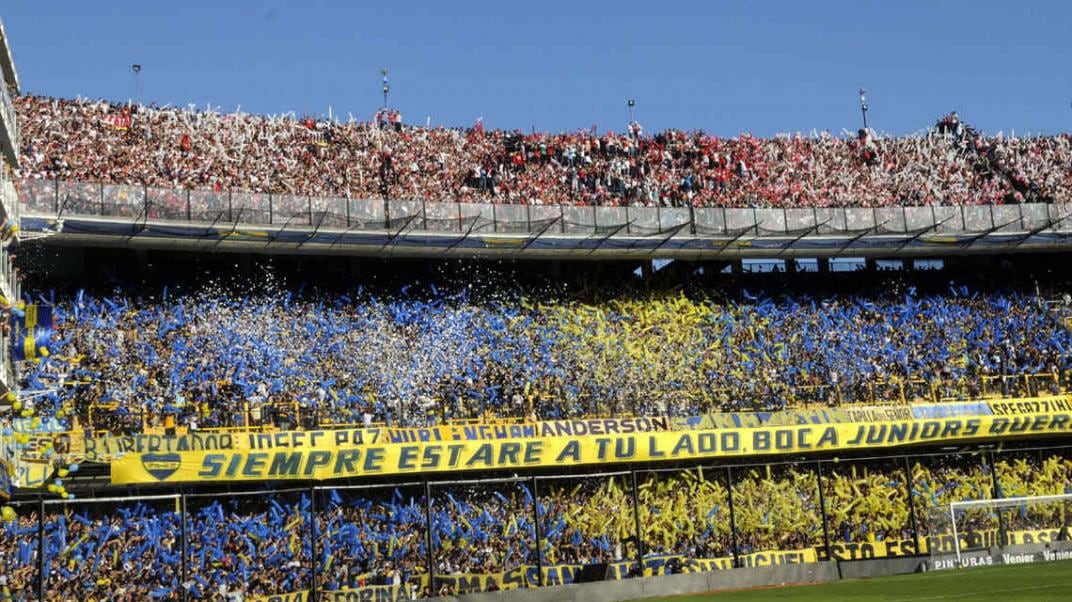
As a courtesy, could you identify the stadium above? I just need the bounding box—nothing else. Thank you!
[2,4,1072,601]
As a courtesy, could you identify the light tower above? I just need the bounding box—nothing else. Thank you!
[859,88,869,131]
[132,63,142,105]
[381,68,390,110]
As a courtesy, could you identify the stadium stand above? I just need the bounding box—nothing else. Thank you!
[0,246,1067,599]
[20,277,1072,432]
[14,95,1072,208]
[7,0,1072,596]
[7,76,1072,602]
[1,448,1071,599]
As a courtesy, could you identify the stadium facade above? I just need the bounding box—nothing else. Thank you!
[0,16,21,502]
[17,178,1072,261]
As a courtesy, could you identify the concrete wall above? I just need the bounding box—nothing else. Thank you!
[441,562,841,602]
[838,556,926,580]
[434,540,1072,602]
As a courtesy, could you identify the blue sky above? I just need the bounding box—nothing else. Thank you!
[4,1,1070,136]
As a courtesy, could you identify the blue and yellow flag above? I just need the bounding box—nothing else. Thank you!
[11,304,54,361]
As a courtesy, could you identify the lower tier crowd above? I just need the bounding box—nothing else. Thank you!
[0,448,1068,599]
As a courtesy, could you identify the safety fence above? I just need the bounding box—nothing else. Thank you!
[68,369,1072,435]
[4,443,1072,600]
[17,178,1072,238]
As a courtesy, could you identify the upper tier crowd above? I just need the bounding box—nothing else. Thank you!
[14,96,1072,208]
[21,279,1072,432]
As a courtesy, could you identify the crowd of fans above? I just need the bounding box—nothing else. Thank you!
[14,96,1072,209]
[22,278,1071,432]
[0,451,1068,599]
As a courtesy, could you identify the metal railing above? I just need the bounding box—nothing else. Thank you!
[16,177,1072,238]
[59,370,1072,434]
[0,170,17,221]
[0,245,16,300]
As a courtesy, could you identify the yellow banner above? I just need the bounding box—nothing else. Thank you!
[78,429,380,462]
[685,406,917,429]
[14,459,51,489]
[111,413,1072,485]
[826,527,1071,560]
[923,527,1071,556]
[250,587,411,602]
[828,538,923,560]
[72,395,1072,464]
[78,418,672,462]
[988,398,1072,416]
